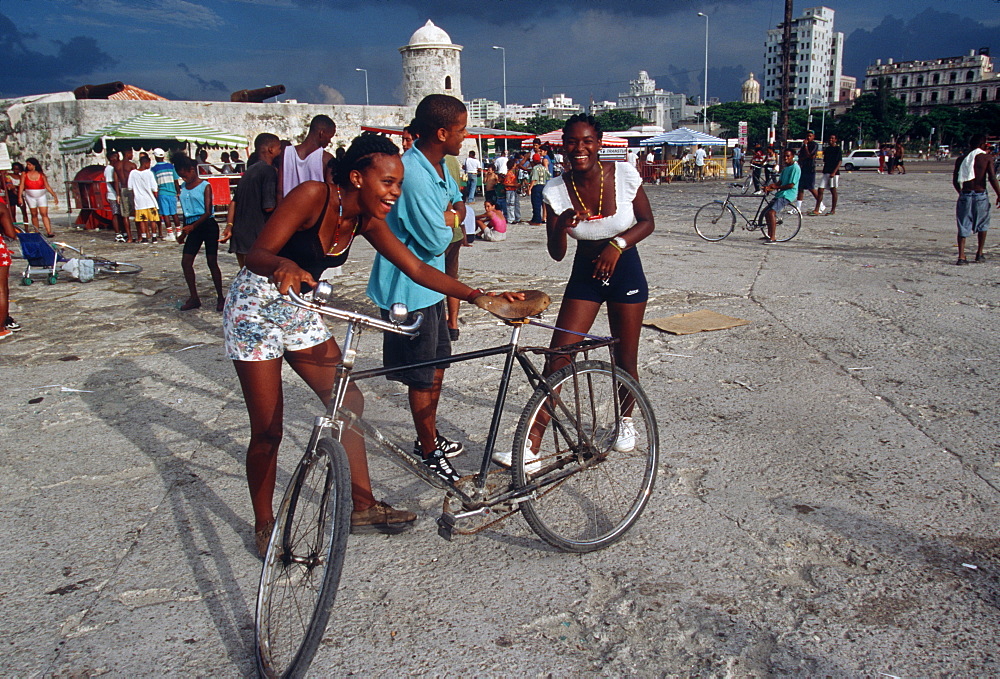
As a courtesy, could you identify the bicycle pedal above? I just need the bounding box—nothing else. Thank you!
[436,512,456,541]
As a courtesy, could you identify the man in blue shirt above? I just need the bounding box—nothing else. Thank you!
[151,149,181,241]
[367,94,469,483]
[762,148,800,243]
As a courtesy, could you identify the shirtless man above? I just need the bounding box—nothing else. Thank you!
[953,133,1000,265]
[114,149,137,242]
[277,114,335,200]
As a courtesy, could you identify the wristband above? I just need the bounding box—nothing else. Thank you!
[466,288,485,303]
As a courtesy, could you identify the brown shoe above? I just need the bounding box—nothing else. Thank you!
[350,501,416,535]
[255,519,275,559]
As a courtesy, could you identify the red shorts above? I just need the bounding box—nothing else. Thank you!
[0,238,11,267]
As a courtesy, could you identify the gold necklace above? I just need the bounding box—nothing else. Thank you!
[568,161,603,220]
[327,186,360,257]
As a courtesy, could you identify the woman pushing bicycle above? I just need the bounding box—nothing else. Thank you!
[223,132,519,554]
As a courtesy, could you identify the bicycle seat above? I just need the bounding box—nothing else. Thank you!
[474,290,550,320]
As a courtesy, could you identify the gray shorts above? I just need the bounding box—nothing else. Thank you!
[381,300,451,389]
[956,191,990,238]
[818,173,839,189]
[767,195,792,213]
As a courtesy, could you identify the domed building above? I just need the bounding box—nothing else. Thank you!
[742,73,762,104]
[399,20,463,106]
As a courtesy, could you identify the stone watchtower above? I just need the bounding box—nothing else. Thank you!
[742,73,761,104]
[399,20,463,106]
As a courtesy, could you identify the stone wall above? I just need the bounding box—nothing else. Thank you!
[0,97,415,188]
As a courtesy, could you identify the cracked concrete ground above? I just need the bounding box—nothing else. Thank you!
[1,163,997,676]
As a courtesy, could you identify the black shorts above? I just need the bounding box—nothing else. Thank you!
[182,218,219,257]
[564,240,648,305]
[798,168,816,191]
[381,300,451,389]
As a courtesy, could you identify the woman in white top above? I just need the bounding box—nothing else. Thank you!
[494,114,655,468]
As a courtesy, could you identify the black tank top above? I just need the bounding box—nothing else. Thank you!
[277,184,356,280]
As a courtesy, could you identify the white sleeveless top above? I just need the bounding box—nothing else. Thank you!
[282,146,325,196]
[542,162,642,241]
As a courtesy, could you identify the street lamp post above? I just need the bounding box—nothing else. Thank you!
[698,12,708,133]
[492,45,507,151]
[355,68,369,106]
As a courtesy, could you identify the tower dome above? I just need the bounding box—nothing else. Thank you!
[400,20,463,106]
[742,73,761,104]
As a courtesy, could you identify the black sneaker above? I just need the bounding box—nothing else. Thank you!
[413,431,464,458]
[975,254,986,263]
[420,449,461,484]
[5,317,20,332]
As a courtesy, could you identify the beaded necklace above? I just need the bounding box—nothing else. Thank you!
[327,185,361,257]
[567,161,604,220]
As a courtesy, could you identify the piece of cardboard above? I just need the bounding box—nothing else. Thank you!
[643,309,750,335]
[0,143,10,171]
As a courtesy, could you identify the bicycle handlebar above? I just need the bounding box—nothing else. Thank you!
[285,285,424,337]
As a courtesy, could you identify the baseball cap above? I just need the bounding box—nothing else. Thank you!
[153,148,165,157]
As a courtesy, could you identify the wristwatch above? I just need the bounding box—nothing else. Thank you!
[612,236,627,251]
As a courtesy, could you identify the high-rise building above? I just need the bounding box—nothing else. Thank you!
[538,94,581,120]
[468,98,501,124]
[763,6,843,109]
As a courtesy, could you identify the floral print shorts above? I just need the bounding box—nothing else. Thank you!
[222,268,332,361]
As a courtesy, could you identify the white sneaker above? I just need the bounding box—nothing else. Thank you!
[492,442,541,475]
[613,417,637,453]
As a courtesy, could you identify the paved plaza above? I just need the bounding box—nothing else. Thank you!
[1,164,998,675]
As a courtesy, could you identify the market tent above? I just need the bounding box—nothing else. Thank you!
[522,130,628,148]
[361,125,534,141]
[639,127,727,147]
[58,112,247,154]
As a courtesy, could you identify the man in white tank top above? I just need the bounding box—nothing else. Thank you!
[278,114,336,199]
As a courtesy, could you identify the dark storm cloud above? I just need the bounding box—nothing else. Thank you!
[0,12,115,97]
[843,9,996,78]
[298,0,713,21]
[178,63,229,92]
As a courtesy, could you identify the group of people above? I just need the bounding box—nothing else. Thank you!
[196,101,654,555]
[878,142,906,175]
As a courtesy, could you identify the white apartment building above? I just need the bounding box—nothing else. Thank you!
[863,50,1000,114]
[468,98,501,124]
[500,103,540,124]
[616,71,689,129]
[589,100,618,114]
[539,93,582,120]
[763,6,844,108]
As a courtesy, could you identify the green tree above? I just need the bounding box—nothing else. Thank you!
[594,109,649,131]
[522,116,564,135]
[834,92,912,145]
[496,118,529,133]
[704,101,780,146]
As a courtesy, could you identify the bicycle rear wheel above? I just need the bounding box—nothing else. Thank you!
[512,360,658,553]
[694,201,736,241]
[772,203,802,242]
[92,256,142,275]
[255,437,351,679]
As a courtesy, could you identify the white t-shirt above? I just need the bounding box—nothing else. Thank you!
[464,157,481,176]
[104,164,117,201]
[542,162,642,241]
[695,149,707,166]
[128,168,158,210]
[646,153,654,164]
[493,155,508,174]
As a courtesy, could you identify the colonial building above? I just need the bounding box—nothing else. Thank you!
[742,73,761,104]
[863,50,1000,114]
[616,71,690,129]
[763,6,844,108]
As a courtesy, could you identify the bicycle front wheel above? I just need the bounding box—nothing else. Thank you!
[772,203,802,242]
[512,360,659,553]
[93,256,142,275]
[694,201,736,241]
[255,437,351,679]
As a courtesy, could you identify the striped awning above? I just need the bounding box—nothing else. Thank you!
[59,112,247,154]
[521,130,629,148]
[639,127,727,146]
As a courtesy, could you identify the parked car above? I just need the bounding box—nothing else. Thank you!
[842,149,881,171]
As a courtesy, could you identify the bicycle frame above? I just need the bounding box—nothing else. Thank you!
[724,192,772,229]
[284,288,621,512]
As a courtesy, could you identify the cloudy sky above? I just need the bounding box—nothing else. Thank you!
[2,0,998,107]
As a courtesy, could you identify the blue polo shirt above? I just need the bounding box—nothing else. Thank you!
[367,145,462,311]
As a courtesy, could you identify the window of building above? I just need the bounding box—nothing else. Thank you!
[931,91,938,102]
[914,92,922,103]
[917,75,924,85]
[950,72,957,83]
[901,76,908,87]
[967,70,975,82]
[444,75,452,90]
[996,88,1000,101]
[933,73,940,84]
[948,90,955,101]
[965,89,972,100]
[899,93,907,103]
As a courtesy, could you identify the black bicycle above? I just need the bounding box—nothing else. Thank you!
[254,285,659,678]
[694,191,802,242]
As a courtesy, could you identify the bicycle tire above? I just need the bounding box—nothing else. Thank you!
[255,437,351,679]
[694,201,736,241]
[512,360,658,553]
[772,203,802,242]
[92,257,142,275]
